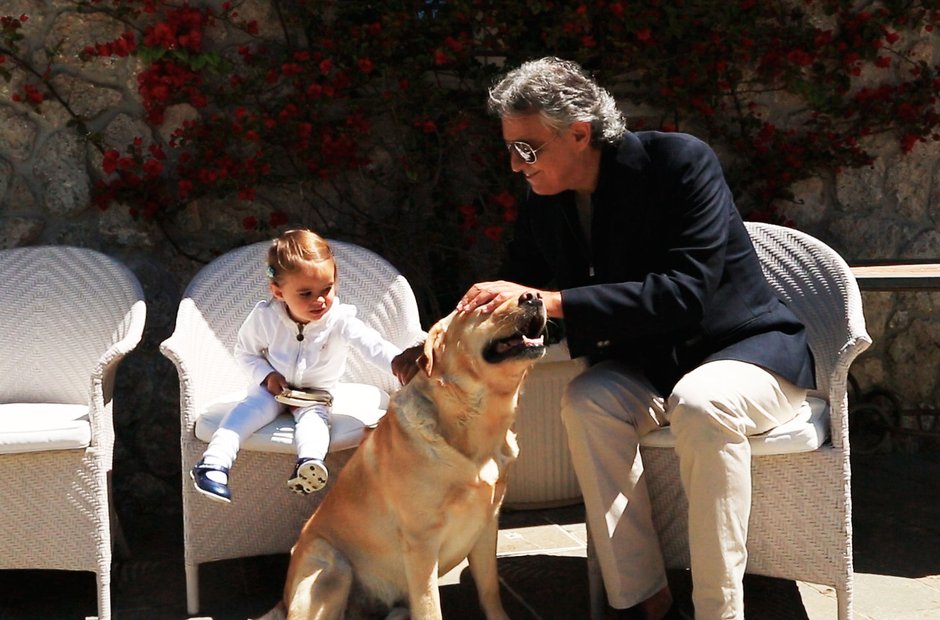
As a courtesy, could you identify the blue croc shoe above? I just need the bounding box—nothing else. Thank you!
[190,459,231,503]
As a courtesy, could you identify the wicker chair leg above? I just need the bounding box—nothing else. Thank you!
[837,587,852,620]
[96,570,112,620]
[186,562,200,615]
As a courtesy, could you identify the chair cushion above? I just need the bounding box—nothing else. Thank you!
[639,396,829,455]
[0,403,91,454]
[194,382,389,454]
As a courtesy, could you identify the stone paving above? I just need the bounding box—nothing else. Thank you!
[0,451,938,619]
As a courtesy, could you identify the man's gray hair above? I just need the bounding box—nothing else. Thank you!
[487,57,626,147]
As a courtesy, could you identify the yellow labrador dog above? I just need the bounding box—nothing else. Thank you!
[263,292,546,620]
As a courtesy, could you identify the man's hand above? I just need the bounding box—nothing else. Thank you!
[392,344,424,385]
[457,280,563,317]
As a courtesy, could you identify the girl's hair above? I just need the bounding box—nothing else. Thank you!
[266,229,334,285]
[487,56,626,147]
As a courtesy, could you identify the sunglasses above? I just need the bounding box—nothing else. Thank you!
[505,135,558,164]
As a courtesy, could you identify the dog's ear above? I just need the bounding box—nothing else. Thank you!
[421,311,453,376]
[417,350,433,376]
[421,327,443,376]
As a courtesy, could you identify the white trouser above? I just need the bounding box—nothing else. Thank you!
[202,386,332,468]
[561,359,806,620]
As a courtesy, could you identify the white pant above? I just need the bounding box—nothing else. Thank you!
[202,386,332,468]
[561,359,806,620]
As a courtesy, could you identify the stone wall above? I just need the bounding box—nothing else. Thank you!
[787,140,940,452]
[2,2,938,516]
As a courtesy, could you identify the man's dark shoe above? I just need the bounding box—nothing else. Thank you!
[606,605,643,619]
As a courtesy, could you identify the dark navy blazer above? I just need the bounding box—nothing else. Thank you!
[500,130,815,394]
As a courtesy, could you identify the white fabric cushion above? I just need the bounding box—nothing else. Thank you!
[0,403,91,454]
[639,396,829,455]
[194,382,389,454]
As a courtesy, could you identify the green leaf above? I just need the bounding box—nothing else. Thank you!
[137,46,167,63]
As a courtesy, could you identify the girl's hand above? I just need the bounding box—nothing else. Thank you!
[264,371,288,396]
[392,344,424,385]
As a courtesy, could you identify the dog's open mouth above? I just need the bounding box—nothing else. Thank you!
[483,309,547,363]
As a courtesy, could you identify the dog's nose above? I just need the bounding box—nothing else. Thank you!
[519,291,542,307]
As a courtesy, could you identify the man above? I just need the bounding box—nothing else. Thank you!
[453,57,815,619]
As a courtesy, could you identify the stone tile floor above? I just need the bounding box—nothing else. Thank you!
[1,451,939,619]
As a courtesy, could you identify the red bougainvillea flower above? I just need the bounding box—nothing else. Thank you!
[143,158,164,177]
[177,179,193,199]
[3,0,932,240]
[357,58,374,74]
[269,210,289,228]
[483,226,503,241]
[23,83,44,104]
[102,150,121,175]
[901,133,920,153]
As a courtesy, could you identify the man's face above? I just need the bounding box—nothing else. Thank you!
[501,113,582,196]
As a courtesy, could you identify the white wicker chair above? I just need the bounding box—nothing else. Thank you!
[0,246,146,620]
[160,239,424,615]
[587,222,871,620]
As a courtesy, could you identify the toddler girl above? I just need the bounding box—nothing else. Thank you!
[191,229,402,503]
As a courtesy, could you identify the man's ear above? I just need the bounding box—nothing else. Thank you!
[569,120,593,150]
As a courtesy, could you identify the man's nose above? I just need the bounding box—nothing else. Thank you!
[508,149,526,172]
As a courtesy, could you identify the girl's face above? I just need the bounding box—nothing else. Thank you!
[270,260,336,324]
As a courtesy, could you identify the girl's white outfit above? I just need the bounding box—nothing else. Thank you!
[201,298,401,469]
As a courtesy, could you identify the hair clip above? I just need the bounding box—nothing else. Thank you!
[266,265,276,279]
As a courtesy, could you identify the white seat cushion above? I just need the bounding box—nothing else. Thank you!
[194,382,389,454]
[639,396,829,455]
[0,403,91,454]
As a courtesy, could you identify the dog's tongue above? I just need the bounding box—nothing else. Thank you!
[495,334,544,354]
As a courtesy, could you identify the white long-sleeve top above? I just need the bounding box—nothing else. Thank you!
[234,298,401,390]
